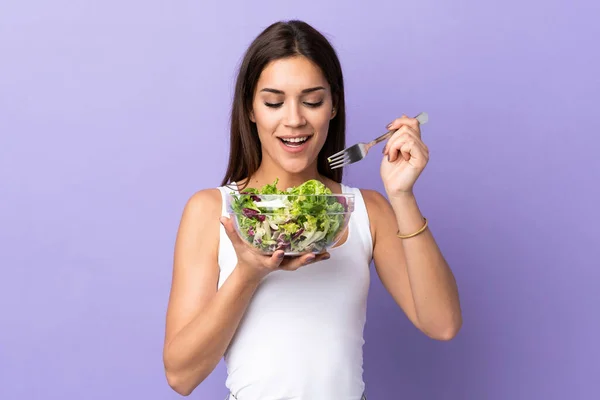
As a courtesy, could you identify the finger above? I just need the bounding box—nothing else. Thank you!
[394,133,428,158]
[388,139,414,163]
[400,141,414,163]
[389,137,428,164]
[383,125,421,155]
[266,249,286,269]
[280,251,331,271]
[280,253,316,271]
[314,252,331,263]
[391,139,414,163]
[386,115,422,137]
[383,125,421,156]
[220,216,245,246]
[397,140,428,166]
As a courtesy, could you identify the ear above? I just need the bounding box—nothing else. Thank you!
[249,110,256,123]
[330,95,338,120]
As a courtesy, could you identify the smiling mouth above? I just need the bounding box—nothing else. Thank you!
[279,135,312,147]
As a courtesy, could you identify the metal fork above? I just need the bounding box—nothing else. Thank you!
[327,112,429,169]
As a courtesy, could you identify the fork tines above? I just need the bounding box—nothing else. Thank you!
[327,144,364,169]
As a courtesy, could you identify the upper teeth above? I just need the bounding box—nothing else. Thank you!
[282,137,308,143]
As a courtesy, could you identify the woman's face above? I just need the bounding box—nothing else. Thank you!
[250,55,336,175]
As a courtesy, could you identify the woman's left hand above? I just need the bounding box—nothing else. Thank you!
[380,115,430,197]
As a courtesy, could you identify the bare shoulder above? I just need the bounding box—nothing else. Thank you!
[356,188,395,243]
[358,188,390,208]
[358,188,394,220]
[174,187,225,261]
[181,188,223,219]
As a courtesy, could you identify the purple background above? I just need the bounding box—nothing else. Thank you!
[1,1,599,399]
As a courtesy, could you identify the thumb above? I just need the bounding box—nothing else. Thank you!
[219,216,244,247]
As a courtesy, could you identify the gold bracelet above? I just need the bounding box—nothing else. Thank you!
[396,218,428,239]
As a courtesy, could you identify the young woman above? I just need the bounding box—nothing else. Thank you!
[163,20,462,400]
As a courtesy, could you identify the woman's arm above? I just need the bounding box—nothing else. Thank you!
[363,189,462,340]
[162,190,262,396]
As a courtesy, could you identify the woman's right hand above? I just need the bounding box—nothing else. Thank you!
[220,216,330,283]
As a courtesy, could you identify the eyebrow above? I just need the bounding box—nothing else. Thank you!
[259,86,326,94]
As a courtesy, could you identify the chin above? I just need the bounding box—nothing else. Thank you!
[278,158,314,174]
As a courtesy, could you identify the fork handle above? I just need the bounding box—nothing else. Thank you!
[369,130,395,146]
[369,112,428,146]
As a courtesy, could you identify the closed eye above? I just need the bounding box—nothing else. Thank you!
[304,100,323,108]
[264,101,324,109]
[265,102,283,108]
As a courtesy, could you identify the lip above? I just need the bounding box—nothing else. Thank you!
[277,134,312,139]
[278,135,312,154]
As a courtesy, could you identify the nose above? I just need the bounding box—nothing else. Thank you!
[283,102,306,128]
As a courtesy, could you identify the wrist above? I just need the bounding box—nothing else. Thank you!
[233,262,266,287]
[387,192,426,231]
[387,190,416,201]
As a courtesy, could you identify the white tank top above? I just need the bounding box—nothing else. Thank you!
[216,183,373,400]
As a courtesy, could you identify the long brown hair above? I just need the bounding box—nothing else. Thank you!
[221,20,346,189]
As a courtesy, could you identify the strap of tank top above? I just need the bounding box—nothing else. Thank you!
[341,183,374,260]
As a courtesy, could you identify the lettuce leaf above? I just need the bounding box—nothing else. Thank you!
[230,179,348,254]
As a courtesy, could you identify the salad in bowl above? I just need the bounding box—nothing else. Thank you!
[226,179,354,255]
